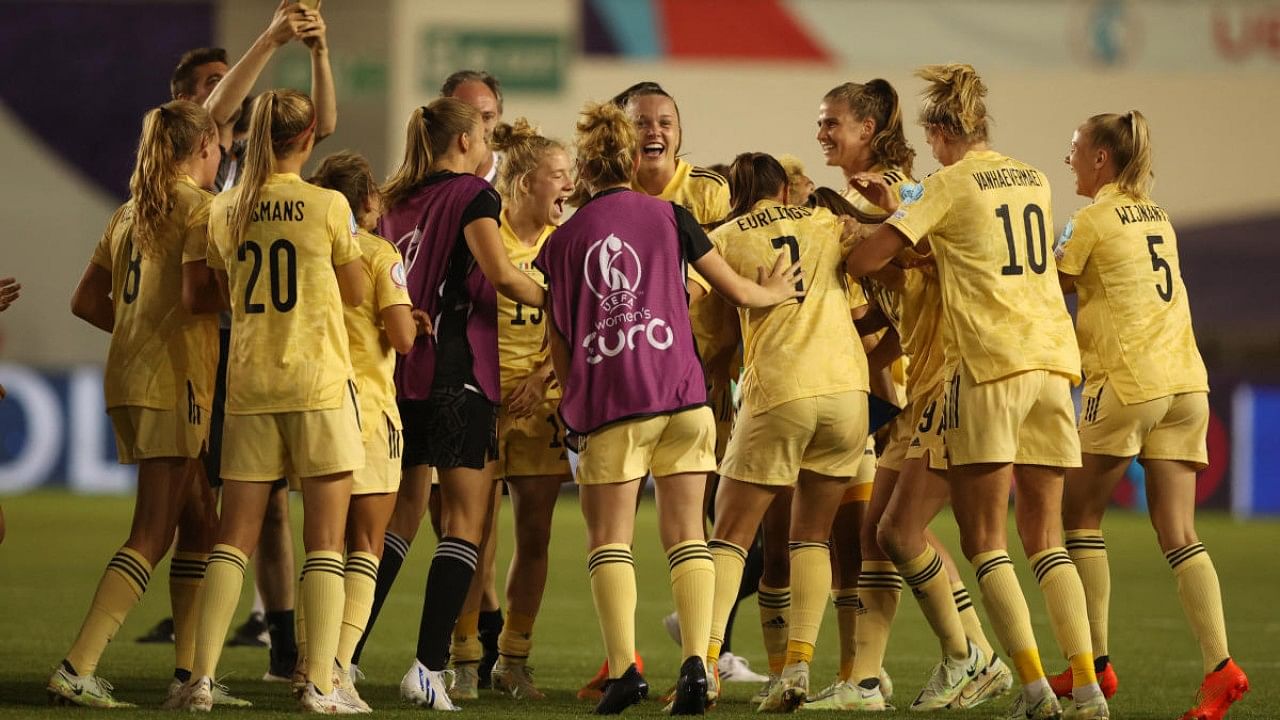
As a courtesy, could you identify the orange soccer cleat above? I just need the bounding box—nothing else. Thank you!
[1049,657,1118,699]
[578,652,645,701]
[1179,659,1249,720]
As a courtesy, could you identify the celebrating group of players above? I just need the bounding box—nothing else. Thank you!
[43,2,1250,718]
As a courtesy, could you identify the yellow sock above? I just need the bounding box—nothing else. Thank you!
[899,546,968,659]
[170,551,207,676]
[451,611,483,665]
[951,581,994,662]
[587,544,636,679]
[785,542,830,666]
[336,552,378,671]
[497,612,536,664]
[301,551,346,694]
[757,583,790,675]
[1066,529,1110,657]
[668,540,714,662]
[1166,543,1230,673]
[832,588,858,681]
[192,544,247,680]
[1030,547,1095,688]
[65,547,152,676]
[972,550,1041,685]
[707,540,747,667]
[851,560,899,683]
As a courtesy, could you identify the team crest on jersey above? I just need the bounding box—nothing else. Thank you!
[899,182,924,206]
[584,233,643,312]
[390,261,407,290]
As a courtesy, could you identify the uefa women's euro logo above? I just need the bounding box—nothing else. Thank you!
[584,233,643,312]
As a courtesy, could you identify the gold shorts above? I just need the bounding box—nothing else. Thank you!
[221,389,365,482]
[877,406,915,473]
[353,411,403,495]
[109,404,209,464]
[1079,385,1208,469]
[905,382,949,471]
[497,398,572,479]
[709,378,736,461]
[720,391,869,486]
[942,365,1080,468]
[576,406,717,485]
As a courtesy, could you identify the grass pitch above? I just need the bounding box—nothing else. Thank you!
[0,490,1274,718]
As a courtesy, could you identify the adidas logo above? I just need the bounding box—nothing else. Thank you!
[763,616,787,629]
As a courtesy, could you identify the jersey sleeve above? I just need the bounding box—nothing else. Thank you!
[885,175,950,247]
[372,241,411,312]
[674,204,713,262]
[91,206,127,270]
[181,194,214,264]
[461,186,502,228]
[1054,211,1097,276]
[328,194,363,267]
[847,274,869,310]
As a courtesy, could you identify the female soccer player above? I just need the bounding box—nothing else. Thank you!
[304,150,418,711]
[480,119,576,701]
[699,152,867,713]
[376,97,545,711]
[536,101,802,716]
[845,64,1107,720]
[52,100,221,710]
[812,80,1009,712]
[1054,111,1248,720]
[175,89,367,714]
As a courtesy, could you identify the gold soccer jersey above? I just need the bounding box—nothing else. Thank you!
[710,201,867,413]
[497,212,556,398]
[636,158,730,228]
[1057,183,1207,403]
[208,173,361,414]
[886,150,1080,384]
[345,229,411,440]
[93,176,218,412]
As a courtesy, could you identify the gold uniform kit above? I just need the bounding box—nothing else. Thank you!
[712,201,869,485]
[886,151,1081,467]
[496,213,571,479]
[636,160,739,458]
[342,229,412,494]
[207,173,364,481]
[93,176,219,463]
[1057,183,1209,466]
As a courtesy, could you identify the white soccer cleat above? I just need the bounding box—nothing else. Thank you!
[718,651,769,683]
[46,665,135,709]
[910,640,983,711]
[162,677,251,709]
[949,656,1013,709]
[334,664,372,713]
[449,663,479,700]
[492,661,546,700]
[299,681,369,714]
[802,678,894,712]
[663,611,682,645]
[400,660,460,711]
[758,660,810,713]
[1005,683,1064,720]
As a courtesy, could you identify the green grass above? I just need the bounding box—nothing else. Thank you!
[0,490,1274,718]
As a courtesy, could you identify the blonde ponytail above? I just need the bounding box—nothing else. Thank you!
[490,118,566,203]
[915,63,989,143]
[227,90,315,247]
[128,100,216,257]
[382,98,479,210]
[1084,110,1153,200]
[573,100,637,200]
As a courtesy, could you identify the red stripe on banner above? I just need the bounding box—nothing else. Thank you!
[658,0,830,61]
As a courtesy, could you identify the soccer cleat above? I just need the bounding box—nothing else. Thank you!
[1179,659,1249,720]
[492,661,546,700]
[400,660,460,711]
[801,679,896,711]
[162,678,252,709]
[1005,684,1064,720]
[299,681,369,714]
[47,665,135,709]
[663,611,682,645]
[165,676,215,712]
[669,656,708,715]
[949,656,1014,709]
[227,610,270,647]
[333,666,372,713]
[135,616,175,644]
[719,651,769,683]
[1064,693,1110,720]
[758,660,809,713]
[1050,658,1118,699]
[910,640,983,711]
[580,652,645,701]
[594,663,649,715]
[756,674,780,702]
[879,667,895,701]
[448,663,480,700]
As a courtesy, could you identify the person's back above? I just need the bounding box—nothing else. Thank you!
[712,201,865,413]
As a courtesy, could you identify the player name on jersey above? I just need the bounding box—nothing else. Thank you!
[734,204,815,231]
[971,167,1045,190]
[1114,202,1169,225]
[224,199,308,224]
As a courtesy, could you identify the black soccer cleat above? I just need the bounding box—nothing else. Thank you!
[477,611,503,689]
[594,663,649,715]
[135,617,175,644]
[669,656,708,715]
[227,611,269,648]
